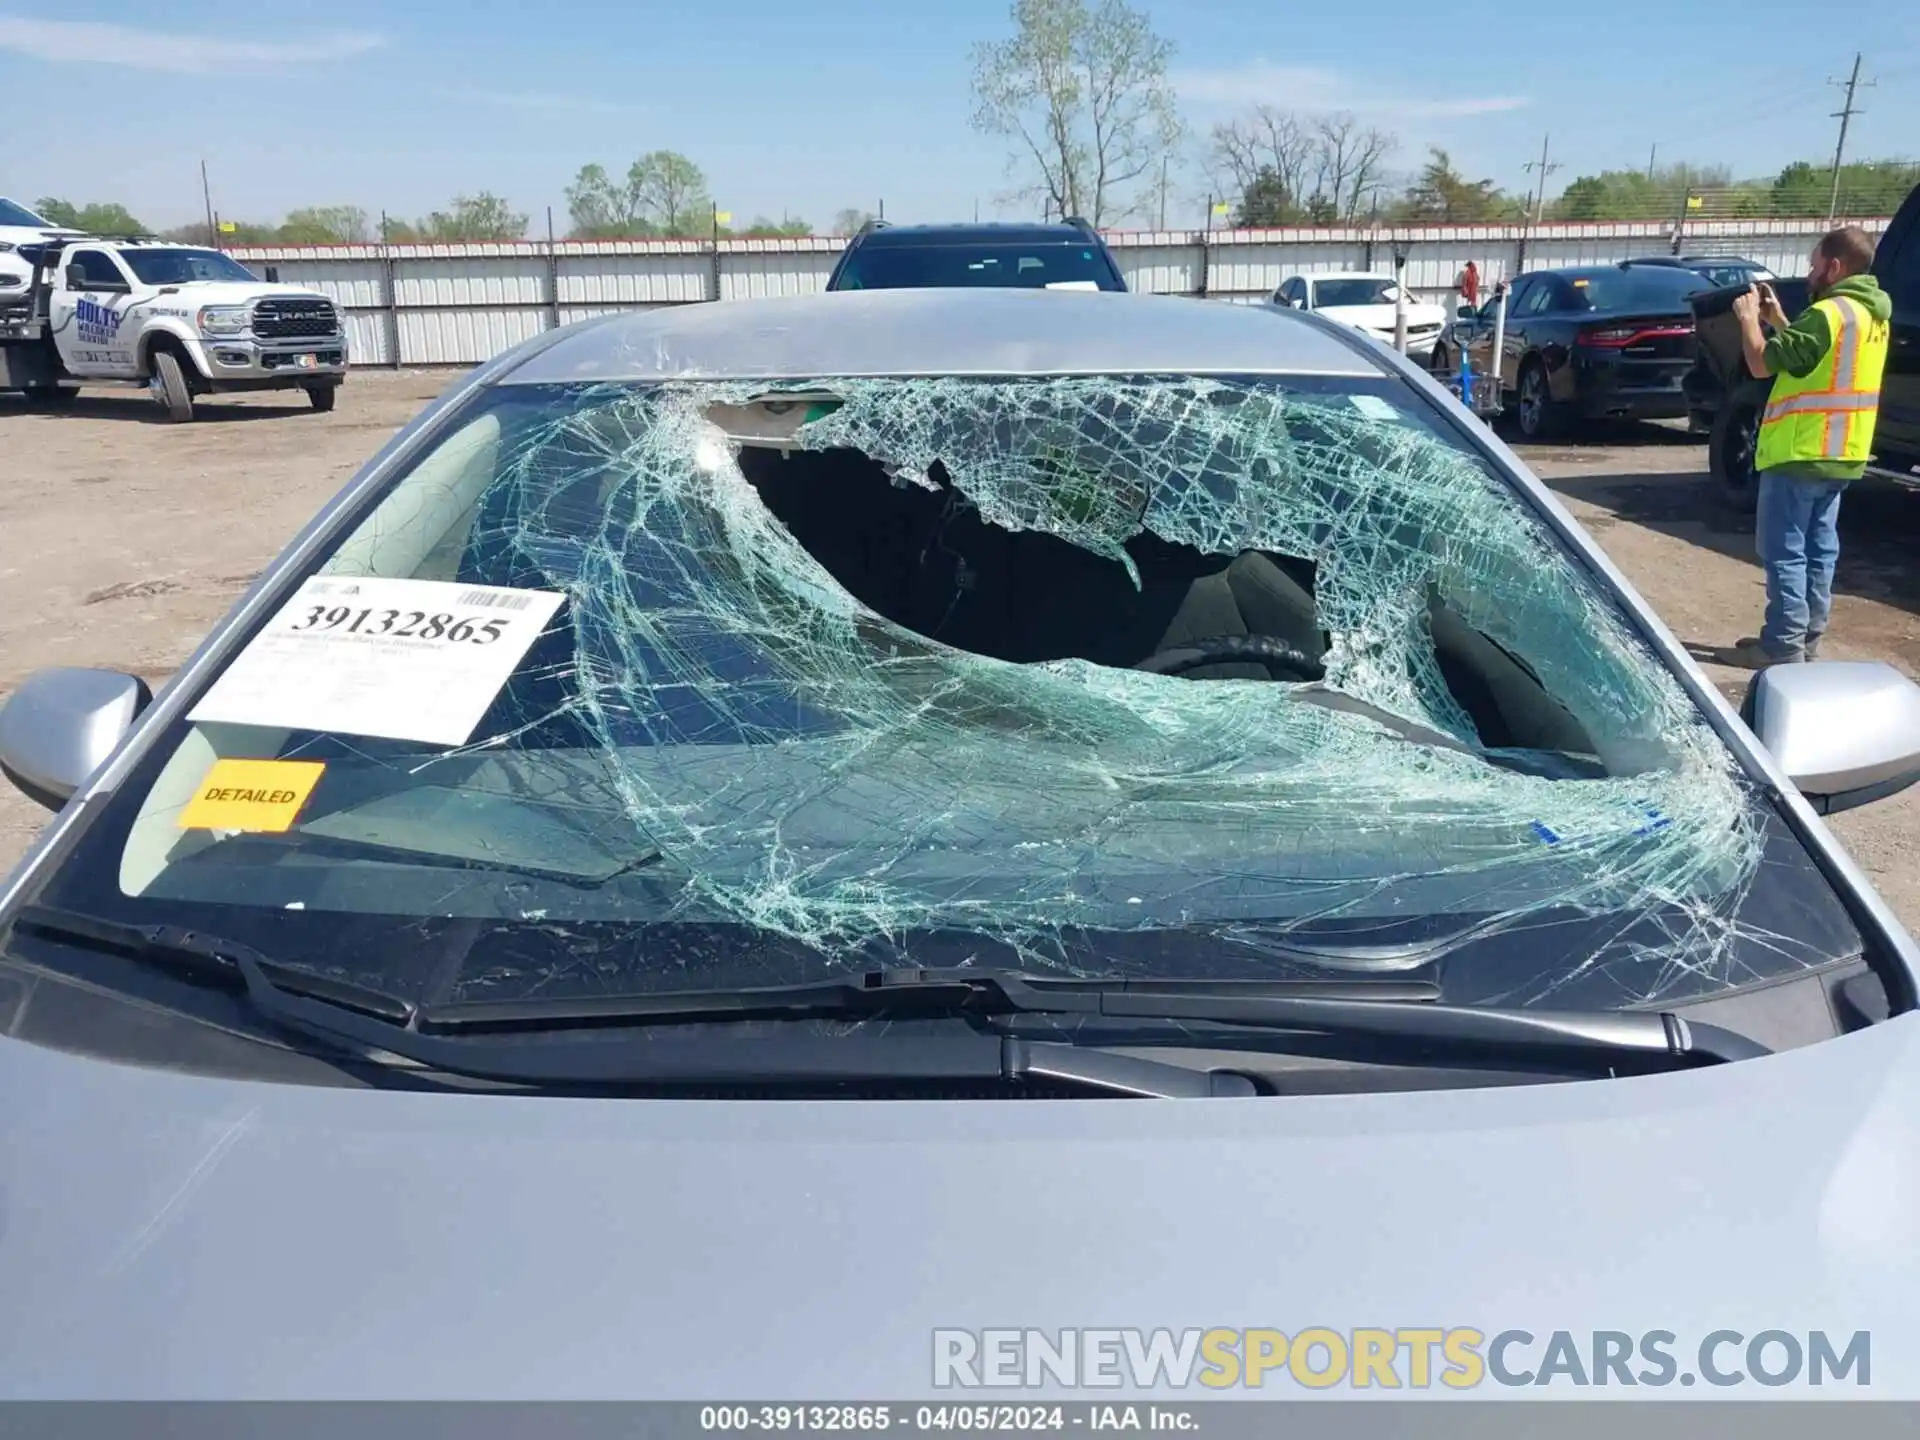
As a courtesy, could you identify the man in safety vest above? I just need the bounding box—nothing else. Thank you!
[1728,226,1891,666]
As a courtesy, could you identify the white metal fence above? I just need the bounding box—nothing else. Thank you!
[232,216,1889,368]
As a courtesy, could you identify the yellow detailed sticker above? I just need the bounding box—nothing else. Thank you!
[178,759,325,833]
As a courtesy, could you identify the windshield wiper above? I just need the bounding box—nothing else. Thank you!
[4,906,1247,1097]
[11,909,1768,1091]
[422,966,1768,1067]
[11,904,412,1020]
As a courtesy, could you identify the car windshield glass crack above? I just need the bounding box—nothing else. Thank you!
[119,374,1776,1010]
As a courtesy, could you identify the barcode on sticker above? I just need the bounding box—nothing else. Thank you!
[455,589,537,610]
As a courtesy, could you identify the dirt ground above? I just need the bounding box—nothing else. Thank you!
[3,371,1918,930]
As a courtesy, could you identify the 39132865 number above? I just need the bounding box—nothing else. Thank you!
[288,606,508,645]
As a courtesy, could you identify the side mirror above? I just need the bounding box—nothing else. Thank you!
[1456,303,1475,320]
[1745,662,1920,814]
[0,668,152,812]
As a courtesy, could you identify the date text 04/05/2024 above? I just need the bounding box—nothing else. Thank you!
[699,1405,1198,1432]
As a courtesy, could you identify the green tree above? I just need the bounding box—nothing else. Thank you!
[1768,160,1823,216]
[33,198,146,233]
[970,0,1183,226]
[158,219,277,245]
[1552,175,1609,220]
[625,151,706,237]
[1395,149,1503,223]
[738,216,812,237]
[414,193,529,242]
[1232,167,1293,227]
[1771,158,1920,218]
[277,205,370,244]
[1546,163,1749,222]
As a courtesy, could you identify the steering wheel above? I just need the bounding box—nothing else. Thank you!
[1133,634,1326,682]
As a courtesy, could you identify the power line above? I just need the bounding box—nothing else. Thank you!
[1826,51,1875,224]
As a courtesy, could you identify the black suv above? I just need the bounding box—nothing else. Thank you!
[825,219,1128,292]
[1691,185,1920,510]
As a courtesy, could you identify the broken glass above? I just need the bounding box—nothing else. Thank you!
[111,373,1791,1009]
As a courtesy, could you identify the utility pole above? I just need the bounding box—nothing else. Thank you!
[1522,134,1561,225]
[1825,51,1873,225]
[200,159,216,245]
[1157,155,1169,230]
[1646,144,1657,181]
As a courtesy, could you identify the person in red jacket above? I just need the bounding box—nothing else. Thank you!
[1457,260,1481,309]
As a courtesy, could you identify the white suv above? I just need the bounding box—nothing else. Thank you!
[0,196,84,295]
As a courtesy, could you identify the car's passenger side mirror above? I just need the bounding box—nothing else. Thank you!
[1745,661,1920,814]
[0,668,152,812]
[1456,303,1475,320]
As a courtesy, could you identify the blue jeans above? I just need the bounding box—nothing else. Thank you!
[1755,468,1847,658]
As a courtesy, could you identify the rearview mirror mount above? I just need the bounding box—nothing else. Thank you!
[0,668,152,812]
[1744,661,1920,814]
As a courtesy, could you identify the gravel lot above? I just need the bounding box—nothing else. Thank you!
[4,370,1918,928]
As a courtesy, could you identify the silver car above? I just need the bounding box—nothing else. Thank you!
[4,288,1920,1402]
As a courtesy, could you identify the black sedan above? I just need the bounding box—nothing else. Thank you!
[1440,263,1712,440]
[1624,253,1776,289]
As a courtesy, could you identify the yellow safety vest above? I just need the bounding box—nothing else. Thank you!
[1754,294,1890,470]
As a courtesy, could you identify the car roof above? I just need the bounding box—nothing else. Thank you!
[853,222,1098,248]
[1626,254,1763,268]
[1521,263,1710,282]
[1302,271,1393,282]
[501,288,1381,385]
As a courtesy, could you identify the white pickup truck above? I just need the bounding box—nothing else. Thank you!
[0,236,347,420]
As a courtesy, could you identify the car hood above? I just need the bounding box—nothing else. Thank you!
[3,1014,1920,1399]
[0,225,87,245]
[139,282,331,306]
[1316,302,1446,330]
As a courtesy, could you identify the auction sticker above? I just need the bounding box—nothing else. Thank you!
[178,758,326,833]
[188,577,568,746]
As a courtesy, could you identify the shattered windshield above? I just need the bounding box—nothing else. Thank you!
[45,370,1861,1014]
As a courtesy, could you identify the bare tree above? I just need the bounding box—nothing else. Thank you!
[1210,106,1317,220]
[970,0,1182,226]
[831,207,877,235]
[1311,112,1397,221]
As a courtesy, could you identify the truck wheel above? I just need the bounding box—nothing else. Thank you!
[23,385,79,410]
[1709,397,1761,515]
[149,349,196,423]
[306,383,337,413]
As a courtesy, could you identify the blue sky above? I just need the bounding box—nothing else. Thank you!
[3,1,1918,233]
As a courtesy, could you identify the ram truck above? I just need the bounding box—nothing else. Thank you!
[0,236,346,420]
